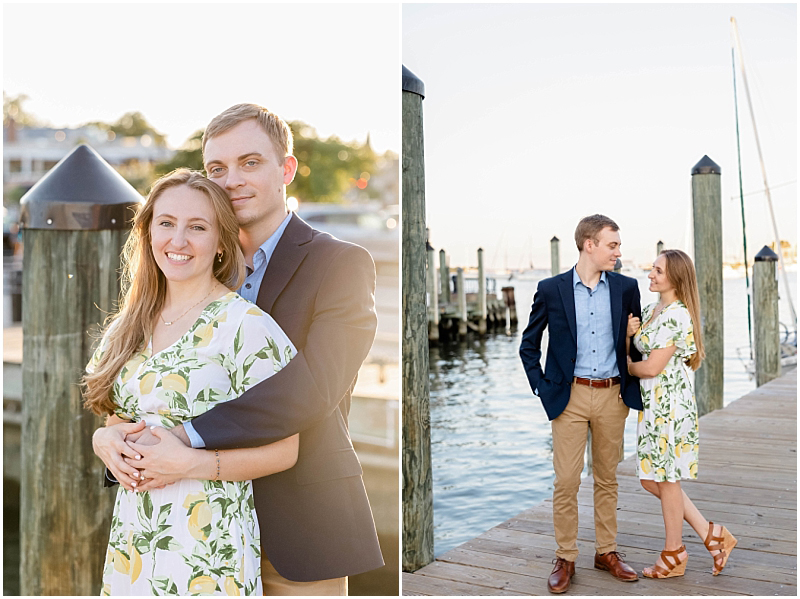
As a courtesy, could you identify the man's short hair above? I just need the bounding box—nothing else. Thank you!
[574,214,619,252]
[202,103,294,162]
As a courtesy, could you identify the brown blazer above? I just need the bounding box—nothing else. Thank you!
[190,214,383,581]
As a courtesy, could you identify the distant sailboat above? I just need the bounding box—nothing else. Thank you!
[731,16,797,373]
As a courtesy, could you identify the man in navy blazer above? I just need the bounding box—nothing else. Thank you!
[93,104,383,595]
[519,214,642,593]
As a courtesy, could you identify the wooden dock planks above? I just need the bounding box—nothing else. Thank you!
[404,368,797,596]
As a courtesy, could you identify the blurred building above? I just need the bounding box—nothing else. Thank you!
[3,118,173,191]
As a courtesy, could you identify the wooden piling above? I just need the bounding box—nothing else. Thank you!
[753,245,780,386]
[427,242,440,342]
[657,240,664,256]
[439,249,450,305]
[501,287,517,325]
[457,267,468,338]
[401,66,434,572]
[18,145,139,595]
[477,248,487,335]
[691,155,724,416]
[550,236,560,277]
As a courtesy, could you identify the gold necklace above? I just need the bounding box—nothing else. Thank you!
[160,284,219,327]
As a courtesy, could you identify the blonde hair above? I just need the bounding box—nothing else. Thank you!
[574,214,619,252]
[202,103,293,162]
[661,249,705,371]
[83,169,246,415]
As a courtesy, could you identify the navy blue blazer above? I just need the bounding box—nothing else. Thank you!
[519,268,643,421]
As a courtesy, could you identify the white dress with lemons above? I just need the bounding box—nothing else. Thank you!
[633,300,699,483]
[88,292,295,596]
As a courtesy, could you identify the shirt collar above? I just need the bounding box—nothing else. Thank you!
[572,267,607,289]
[250,211,293,273]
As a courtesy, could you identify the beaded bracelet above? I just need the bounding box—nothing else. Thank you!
[214,449,220,481]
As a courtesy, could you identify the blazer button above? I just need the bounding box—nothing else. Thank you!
[571,358,576,363]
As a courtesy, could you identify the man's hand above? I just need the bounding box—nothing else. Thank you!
[92,421,146,492]
[126,426,162,447]
[627,314,641,338]
[124,427,197,491]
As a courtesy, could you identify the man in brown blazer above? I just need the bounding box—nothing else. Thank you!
[93,104,384,594]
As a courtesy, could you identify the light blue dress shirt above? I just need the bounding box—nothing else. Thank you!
[184,211,293,448]
[572,268,619,379]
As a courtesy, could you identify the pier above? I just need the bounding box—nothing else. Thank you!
[427,247,518,342]
[403,367,797,596]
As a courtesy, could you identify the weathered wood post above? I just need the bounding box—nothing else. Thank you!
[457,267,468,338]
[502,286,517,325]
[753,246,780,386]
[439,249,450,305]
[657,240,664,256]
[550,236,560,277]
[19,144,140,595]
[427,240,439,342]
[614,258,622,273]
[401,66,434,571]
[691,156,724,416]
[477,248,487,334]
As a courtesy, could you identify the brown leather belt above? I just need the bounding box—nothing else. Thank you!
[573,376,621,388]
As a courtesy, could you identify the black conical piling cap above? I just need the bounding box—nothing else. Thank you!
[691,155,721,175]
[402,65,425,98]
[20,144,143,230]
[754,246,778,262]
[551,236,559,243]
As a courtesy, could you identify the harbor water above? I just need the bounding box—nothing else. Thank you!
[429,270,797,556]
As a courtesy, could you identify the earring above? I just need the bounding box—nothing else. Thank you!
[217,251,223,263]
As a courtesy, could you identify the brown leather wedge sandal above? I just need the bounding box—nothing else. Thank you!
[704,521,737,575]
[642,545,688,579]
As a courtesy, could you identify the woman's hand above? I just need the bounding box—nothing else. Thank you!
[92,420,146,492]
[627,314,641,338]
[125,426,205,492]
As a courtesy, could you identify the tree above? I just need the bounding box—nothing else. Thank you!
[287,121,377,203]
[3,92,40,127]
[86,111,167,146]
[154,129,204,176]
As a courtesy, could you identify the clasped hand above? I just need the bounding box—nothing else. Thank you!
[123,426,195,492]
[627,314,641,337]
[93,421,193,492]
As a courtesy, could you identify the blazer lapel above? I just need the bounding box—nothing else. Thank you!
[557,269,577,343]
[608,272,622,347]
[256,213,311,313]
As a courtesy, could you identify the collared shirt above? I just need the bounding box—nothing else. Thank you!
[572,267,619,379]
[183,211,293,448]
[238,211,293,303]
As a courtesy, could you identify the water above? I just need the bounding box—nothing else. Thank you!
[429,271,796,556]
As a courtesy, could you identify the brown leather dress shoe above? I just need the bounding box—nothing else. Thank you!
[594,551,638,581]
[547,557,575,594]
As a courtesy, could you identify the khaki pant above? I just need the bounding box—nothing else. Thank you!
[261,557,347,596]
[551,382,629,561]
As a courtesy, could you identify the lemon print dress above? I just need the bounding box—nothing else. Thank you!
[633,301,699,482]
[88,292,295,596]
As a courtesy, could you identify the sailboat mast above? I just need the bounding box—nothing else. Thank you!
[731,16,797,325]
[731,35,753,357]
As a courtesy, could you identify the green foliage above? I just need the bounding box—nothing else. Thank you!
[154,130,204,176]
[288,121,377,203]
[87,111,167,146]
[3,92,39,127]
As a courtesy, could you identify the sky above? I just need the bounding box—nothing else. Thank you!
[403,3,797,269]
[4,3,400,154]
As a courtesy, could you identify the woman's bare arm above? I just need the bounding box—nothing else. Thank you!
[125,428,299,491]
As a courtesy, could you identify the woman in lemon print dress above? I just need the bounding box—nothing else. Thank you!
[84,169,297,595]
[626,249,737,579]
